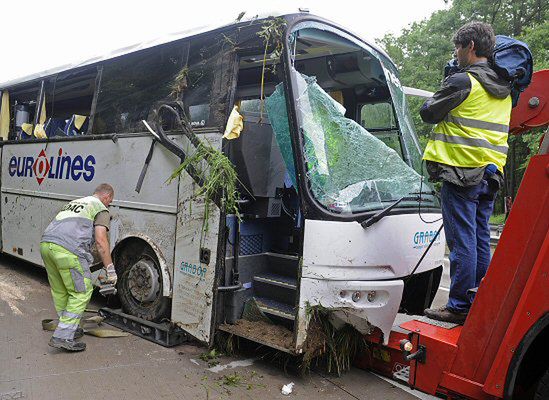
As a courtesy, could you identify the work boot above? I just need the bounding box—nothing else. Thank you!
[48,337,86,352]
[424,306,468,324]
[74,327,84,340]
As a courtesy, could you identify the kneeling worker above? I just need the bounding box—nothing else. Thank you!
[40,183,117,351]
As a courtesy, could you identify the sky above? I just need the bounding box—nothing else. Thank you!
[0,0,448,84]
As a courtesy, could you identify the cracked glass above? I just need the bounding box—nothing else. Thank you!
[276,25,436,214]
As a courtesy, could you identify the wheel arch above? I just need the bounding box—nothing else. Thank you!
[112,233,172,298]
[504,313,549,399]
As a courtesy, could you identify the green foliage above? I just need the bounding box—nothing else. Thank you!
[489,213,506,225]
[302,305,368,376]
[200,348,222,367]
[221,373,242,387]
[257,17,286,74]
[168,141,240,235]
[378,0,548,203]
[170,66,189,98]
[519,21,549,70]
[258,17,287,118]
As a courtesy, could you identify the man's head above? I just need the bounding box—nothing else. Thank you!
[93,183,114,207]
[452,22,495,68]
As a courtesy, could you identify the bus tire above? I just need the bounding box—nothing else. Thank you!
[115,240,171,321]
[534,368,549,400]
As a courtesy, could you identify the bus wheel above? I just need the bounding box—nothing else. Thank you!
[116,242,170,321]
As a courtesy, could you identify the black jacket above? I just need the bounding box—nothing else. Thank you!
[420,62,511,124]
[420,62,511,187]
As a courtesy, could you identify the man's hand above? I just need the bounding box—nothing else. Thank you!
[99,263,117,285]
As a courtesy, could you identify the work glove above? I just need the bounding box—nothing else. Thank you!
[98,263,117,285]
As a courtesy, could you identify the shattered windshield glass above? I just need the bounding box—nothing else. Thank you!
[380,59,425,173]
[283,74,422,213]
[274,25,430,214]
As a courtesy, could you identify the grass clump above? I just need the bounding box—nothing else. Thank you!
[200,348,223,367]
[302,305,368,376]
[221,373,243,387]
[213,331,239,356]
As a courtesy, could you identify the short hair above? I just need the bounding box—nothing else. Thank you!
[93,183,114,197]
[453,22,495,58]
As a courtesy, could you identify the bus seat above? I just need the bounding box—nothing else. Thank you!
[63,115,89,136]
[44,118,67,137]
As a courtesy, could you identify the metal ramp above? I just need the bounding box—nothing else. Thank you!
[99,307,188,347]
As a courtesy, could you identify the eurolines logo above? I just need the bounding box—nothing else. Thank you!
[8,148,96,185]
[413,230,442,250]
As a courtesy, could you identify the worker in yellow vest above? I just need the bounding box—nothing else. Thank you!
[41,184,117,351]
[421,22,512,323]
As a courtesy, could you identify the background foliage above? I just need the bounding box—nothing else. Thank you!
[378,0,548,216]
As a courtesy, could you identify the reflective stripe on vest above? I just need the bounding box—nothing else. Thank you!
[423,73,512,173]
[41,196,108,264]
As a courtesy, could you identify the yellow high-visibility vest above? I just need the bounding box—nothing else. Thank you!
[423,73,512,173]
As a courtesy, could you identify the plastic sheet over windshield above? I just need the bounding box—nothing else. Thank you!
[289,74,423,214]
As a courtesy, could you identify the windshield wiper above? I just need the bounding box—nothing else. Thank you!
[360,195,419,229]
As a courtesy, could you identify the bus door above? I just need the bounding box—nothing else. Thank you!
[170,131,223,344]
[168,31,238,344]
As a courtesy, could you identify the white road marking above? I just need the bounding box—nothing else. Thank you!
[0,277,30,315]
[207,358,256,373]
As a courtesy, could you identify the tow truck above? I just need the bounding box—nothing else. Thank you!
[356,69,549,400]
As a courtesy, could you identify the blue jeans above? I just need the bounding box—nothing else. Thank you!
[441,177,498,313]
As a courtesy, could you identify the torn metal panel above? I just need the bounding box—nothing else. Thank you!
[296,277,404,348]
[171,131,223,345]
[295,217,445,348]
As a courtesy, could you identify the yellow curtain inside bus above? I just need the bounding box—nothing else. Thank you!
[33,93,47,139]
[0,91,9,140]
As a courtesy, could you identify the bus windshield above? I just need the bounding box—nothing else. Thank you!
[276,24,435,215]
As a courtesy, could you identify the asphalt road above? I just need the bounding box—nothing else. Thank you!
[0,254,437,400]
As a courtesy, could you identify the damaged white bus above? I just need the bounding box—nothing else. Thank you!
[0,12,445,352]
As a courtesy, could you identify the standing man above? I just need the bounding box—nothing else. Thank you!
[421,22,512,323]
[41,183,117,351]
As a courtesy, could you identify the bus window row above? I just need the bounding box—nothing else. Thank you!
[0,34,229,141]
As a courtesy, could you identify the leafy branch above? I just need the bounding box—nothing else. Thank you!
[168,141,240,236]
[257,17,286,118]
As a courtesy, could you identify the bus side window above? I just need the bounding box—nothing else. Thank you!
[92,42,186,135]
[44,67,97,137]
[8,83,40,140]
[359,102,403,158]
[182,34,234,129]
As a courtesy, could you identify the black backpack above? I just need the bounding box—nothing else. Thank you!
[491,35,533,107]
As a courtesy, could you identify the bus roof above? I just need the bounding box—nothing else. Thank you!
[0,10,391,89]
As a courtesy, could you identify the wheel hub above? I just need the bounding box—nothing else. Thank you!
[127,259,160,303]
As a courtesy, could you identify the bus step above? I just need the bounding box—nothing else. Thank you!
[98,307,188,347]
[254,273,297,290]
[255,297,295,320]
